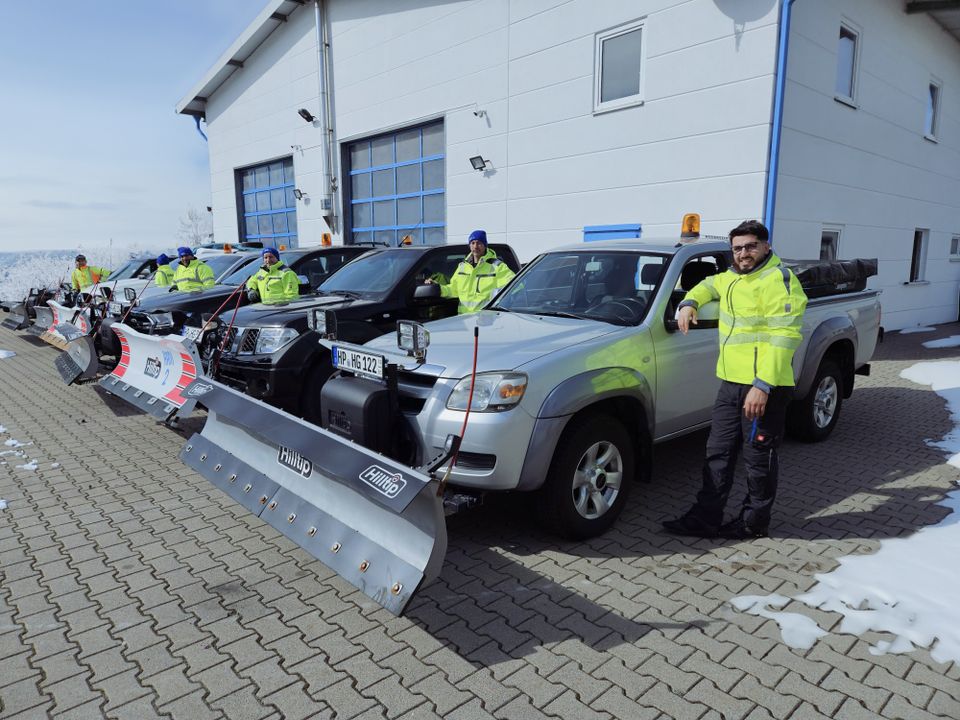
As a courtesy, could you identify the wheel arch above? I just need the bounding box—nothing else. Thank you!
[795,317,857,398]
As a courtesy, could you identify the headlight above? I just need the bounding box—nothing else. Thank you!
[446,372,528,412]
[255,327,298,354]
[148,312,174,328]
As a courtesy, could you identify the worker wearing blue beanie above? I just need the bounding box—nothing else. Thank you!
[155,253,174,287]
[424,229,514,313]
[171,246,214,291]
[247,246,298,304]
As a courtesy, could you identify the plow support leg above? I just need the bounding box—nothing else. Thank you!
[98,323,202,419]
[180,378,447,615]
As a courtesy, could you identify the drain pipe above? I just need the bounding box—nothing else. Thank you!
[763,0,798,239]
[315,0,337,234]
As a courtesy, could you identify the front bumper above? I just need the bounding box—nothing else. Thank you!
[215,357,302,408]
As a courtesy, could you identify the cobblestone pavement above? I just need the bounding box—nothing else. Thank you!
[1,318,959,720]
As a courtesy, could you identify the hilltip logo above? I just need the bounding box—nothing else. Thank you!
[144,356,161,379]
[359,464,406,499]
[277,446,312,478]
[185,381,214,398]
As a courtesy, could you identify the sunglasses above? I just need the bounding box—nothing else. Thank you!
[731,241,763,254]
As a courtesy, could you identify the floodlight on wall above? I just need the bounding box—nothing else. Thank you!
[293,188,308,200]
[469,155,491,172]
[297,108,316,123]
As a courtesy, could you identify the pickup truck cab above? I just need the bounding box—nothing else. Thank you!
[324,238,881,538]
[209,243,520,420]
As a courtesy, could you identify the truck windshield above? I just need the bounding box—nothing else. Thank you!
[318,250,419,297]
[221,252,302,286]
[492,251,669,326]
[205,254,250,281]
[109,260,138,280]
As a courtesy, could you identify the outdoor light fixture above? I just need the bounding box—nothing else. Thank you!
[297,108,316,123]
[293,188,307,200]
[469,155,491,172]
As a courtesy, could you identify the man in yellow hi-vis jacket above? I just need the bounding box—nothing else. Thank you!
[246,247,299,304]
[663,220,808,540]
[71,255,110,291]
[172,247,215,291]
[426,230,514,314]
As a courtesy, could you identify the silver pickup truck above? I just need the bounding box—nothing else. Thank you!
[321,238,881,540]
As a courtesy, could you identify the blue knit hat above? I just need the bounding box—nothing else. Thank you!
[157,253,170,265]
[262,247,280,259]
[177,246,194,258]
[468,230,487,246]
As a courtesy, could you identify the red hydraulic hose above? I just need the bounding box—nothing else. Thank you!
[211,283,247,376]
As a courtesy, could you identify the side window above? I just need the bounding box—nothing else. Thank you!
[295,256,329,288]
[675,256,720,293]
[412,252,463,286]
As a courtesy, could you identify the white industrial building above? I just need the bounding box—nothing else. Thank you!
[177,0,960,330]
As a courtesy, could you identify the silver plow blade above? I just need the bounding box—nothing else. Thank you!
[28,305,54,337]
[179,377,447,615]
[1,302,28,330]
[57,335,99,384]
[98,323,203,420]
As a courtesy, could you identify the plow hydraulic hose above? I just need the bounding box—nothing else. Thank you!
[438,324,479,496]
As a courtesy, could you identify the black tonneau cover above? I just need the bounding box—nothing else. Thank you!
[782,258,878,299]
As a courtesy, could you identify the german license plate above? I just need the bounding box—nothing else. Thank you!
[108,301,122,315]
[332,346,383,379]
[182,326,203,341]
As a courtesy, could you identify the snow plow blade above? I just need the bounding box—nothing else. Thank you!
[40,301,91,350]
[1,302,29,330]
[98,323,203,420]
[27,305,54,337]
[57,335,99,385]
[179,377,447,615]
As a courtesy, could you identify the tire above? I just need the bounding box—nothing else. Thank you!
[537,413,634,539]
[787,359,843,442]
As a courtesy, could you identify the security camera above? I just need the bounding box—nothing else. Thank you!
[473,109,486,118]
[297,108,316,123]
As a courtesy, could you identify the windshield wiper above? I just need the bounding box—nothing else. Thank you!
[323,290,363,299]
[536,310,590,320]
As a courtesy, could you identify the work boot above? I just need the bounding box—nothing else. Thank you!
[661,514,718,538]
[717,518,768,540]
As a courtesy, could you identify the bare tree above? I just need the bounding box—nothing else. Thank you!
[176,206,213,246]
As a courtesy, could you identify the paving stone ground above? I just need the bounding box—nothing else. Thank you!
[0,317,959,719]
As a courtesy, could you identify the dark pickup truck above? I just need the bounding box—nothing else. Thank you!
[207,243,520,420]
[98,246,366,356]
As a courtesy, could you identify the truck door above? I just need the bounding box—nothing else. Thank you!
[652,253,726,438]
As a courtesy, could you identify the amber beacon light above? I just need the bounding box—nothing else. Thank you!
[681,213,701,239]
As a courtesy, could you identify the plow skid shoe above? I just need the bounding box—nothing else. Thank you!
[99,323,203,420]
[1,303,28,330]
[57,335,99,384]
[180,378,447,615]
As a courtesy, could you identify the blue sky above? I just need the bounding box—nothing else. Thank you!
[0,0,267,251]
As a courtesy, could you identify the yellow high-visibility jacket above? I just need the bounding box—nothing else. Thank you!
[155,265,175,287]
[172,260,215,291]
[440,249,515,314]
[681,252,808,389]
[248,262,299,304]
[71,266,110,291]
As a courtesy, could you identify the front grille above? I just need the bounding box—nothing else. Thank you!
[239,329,260,353]
[453,452,497,471]
[396,370,439,414]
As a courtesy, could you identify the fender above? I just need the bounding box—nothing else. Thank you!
[795,316,857,398]
[516,368,654,491]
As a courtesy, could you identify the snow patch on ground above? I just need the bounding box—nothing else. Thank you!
[50,462,60,469]
[4,438,31,448]
[15,460,38,471]
[0,499,6,510]
[0,350,14,359]
[733,360,960,665]
[923,336,960,350]
[899,326,936,334]
[0,424,6,433]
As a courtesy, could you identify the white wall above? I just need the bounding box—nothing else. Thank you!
[326,0,779,260]
[204,4,332,248]
[775,0,960,329]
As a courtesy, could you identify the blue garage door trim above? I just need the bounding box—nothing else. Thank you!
[347,121,445,246]
[239,157,298,247]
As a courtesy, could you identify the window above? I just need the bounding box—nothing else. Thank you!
[910,229,929,283]
[237,158,297,247]
[594,19,645,113]
[820,228,841,261]
[925,80,941,139]
[346,122,445,247]
[950,235,960,259]
[835,23,859,104]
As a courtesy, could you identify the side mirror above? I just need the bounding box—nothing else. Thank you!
[413,283,442,302]
[665,301,720,333]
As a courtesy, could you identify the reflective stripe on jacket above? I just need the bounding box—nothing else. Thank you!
[172,260,215,291]
[154,265,175,287]
[71,266,110,291]
[248,262,299,304]
[440,248,515,314]
[682,252,808,387]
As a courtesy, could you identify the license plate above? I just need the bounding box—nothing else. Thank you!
[108,301,122,315]
[332,346,383,379]
[182,326,203,341]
